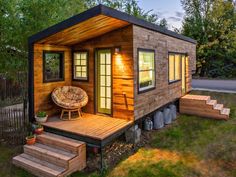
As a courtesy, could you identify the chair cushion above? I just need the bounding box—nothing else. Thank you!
[51,86,88,109]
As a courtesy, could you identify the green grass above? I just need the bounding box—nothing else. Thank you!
[1,91,236,177]
[0,146,32,177]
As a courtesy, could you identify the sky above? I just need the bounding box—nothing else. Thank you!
[138,0,185,30]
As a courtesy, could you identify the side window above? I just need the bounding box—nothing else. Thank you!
[43,51,64,82]
[73,51,88,81]
[138,49,156,93]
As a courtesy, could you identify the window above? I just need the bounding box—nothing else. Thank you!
[43,51,64,82]
[138,49,155,92]
[73,51,88,81]
[168,53,182,83]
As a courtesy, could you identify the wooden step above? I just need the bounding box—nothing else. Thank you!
[221,108,230,117]
[13,154,65,177]
[207,100,217,107]
[182,94,210,102]
[214,104,223,111]
[37,132,84,154]
[24,143,76,168]
[180,94,230,120]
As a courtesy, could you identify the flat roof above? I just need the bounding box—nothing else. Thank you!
[29,4,197,45]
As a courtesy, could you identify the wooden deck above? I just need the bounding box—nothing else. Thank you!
[42,113,132,147]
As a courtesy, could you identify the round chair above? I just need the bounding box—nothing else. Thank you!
[51,86,88,120]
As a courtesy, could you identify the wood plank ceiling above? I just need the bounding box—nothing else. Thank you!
[37,15,130,46]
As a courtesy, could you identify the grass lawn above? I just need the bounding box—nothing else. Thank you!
[1,91,235,177]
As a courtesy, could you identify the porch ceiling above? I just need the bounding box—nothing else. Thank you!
[37,15,130,46]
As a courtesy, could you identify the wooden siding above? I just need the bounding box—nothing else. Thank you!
[38,15,129,46]
[133,25,196,120]
[72,25,134,121]
[34,44,72,116]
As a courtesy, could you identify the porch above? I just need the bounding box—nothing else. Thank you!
[42,113,133,148]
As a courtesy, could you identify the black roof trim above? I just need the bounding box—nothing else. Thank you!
[29,4,197,44]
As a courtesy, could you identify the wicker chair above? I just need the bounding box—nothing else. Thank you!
[51,86,88,120]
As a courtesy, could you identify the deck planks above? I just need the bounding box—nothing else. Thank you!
[42,113,132,140]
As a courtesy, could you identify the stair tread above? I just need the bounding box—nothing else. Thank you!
[24,143,76,161]
[182,94,210,101]
[37,132,84,148]
[221,108,230,115]
[214,104,223,110]
[207,100,217,106]
[13,154,65,176]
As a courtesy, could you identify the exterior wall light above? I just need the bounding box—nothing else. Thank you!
[114,47,121,55]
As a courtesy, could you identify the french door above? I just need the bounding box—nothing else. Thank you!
[96,49,112,115]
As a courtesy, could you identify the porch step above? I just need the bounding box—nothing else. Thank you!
[214,104,223,111]
[13,133,86,177]
[221,108,230,116]
[180,94,230,120]
[24,143,76,168]
[37,132,84,154]
[13,154,65,177]
[207,100,217,107]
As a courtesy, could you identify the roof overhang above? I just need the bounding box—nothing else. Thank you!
[29,5,197,46]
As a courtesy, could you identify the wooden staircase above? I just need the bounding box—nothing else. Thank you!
[180,94,230,120]
[13,132,86,177]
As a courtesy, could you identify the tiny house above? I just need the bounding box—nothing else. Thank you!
[26,7,199,152]
[27,5,197,149]
[13,5,199,176]
[14,6,232,176]
[28,5,196,122]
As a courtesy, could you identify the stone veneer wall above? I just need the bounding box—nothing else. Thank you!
[133,25,196,120]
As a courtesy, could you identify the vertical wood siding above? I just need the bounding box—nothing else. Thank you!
[72,25,134,120]
[34,44,72,116]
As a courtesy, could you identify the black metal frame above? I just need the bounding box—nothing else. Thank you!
[137,48,156,94]
[72,50,89,82]
[28,42,34,122]
[42,51,65,83]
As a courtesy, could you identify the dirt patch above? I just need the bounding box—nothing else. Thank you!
[85,130,153,172]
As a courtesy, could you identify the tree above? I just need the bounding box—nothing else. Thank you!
[0,0,87,73]
[181,0,236,77]
[86,0,168,27]
[0,0,168,73]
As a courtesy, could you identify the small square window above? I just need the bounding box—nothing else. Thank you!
[73,51,88,81]
[43,51,64,82]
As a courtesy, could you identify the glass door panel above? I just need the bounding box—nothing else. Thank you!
[97,49,112,114]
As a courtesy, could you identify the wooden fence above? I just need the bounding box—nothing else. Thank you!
[0,106,29,145]
[0,72,28,145]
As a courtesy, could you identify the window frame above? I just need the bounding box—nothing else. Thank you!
[168,52,186,84]
[137,48,156,94]
[72,50,89,82]
[43,50,65,83]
